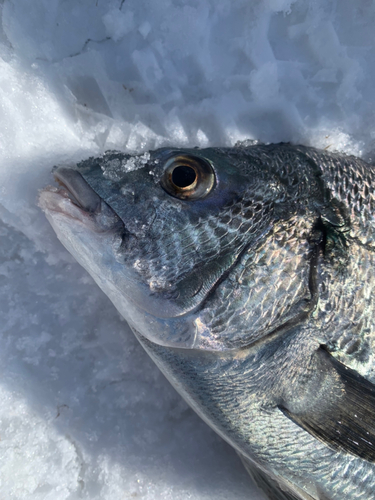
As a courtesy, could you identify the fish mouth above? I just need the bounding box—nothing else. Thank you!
[39,166,117,231]
[53,167,102,213]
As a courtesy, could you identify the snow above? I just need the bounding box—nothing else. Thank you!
[0,0,375,498]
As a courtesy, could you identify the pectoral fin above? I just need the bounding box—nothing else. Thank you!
[279,346,375,462]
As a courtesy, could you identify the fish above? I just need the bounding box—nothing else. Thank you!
[39,143,375,500]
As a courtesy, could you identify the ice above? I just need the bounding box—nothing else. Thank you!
[100,152,152,181]
[138,21,151,40]
[102,9,135,42]
[1,0,375,498]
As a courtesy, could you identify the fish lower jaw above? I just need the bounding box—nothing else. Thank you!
[39,187,98,227]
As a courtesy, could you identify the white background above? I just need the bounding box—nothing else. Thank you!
[1,1,375,498]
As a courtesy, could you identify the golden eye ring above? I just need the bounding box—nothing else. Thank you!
[161,154,215,200]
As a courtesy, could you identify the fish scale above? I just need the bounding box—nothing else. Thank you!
[316,241,375,381]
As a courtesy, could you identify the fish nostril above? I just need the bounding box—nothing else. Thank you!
[54,167,101,213]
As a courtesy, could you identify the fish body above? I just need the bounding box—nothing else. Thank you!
[40,143,375,500]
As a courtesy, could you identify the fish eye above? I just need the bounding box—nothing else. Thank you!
[161,154,215,200]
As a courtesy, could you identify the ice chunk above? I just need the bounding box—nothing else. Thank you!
[121,152,152,172]
[100,152,152,181]
[67,75,112,117]
[138,21,151,39]
[266,0,297,13]
[132,48,163,87]
[102,8,134,42]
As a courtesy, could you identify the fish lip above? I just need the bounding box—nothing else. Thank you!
[38,185,98,226]
[53,166,101,213]
[39,167,127,236]
[39,166,102,225]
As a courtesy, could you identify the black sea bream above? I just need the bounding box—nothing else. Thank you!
[40,143,375,500]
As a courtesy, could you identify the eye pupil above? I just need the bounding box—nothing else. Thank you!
[171,165,197,188]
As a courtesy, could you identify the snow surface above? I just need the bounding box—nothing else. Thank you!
[1,0,375,498]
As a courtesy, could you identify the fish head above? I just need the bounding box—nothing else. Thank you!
[39,146,318,350]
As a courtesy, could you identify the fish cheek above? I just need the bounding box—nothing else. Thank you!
[194,213,317,350]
